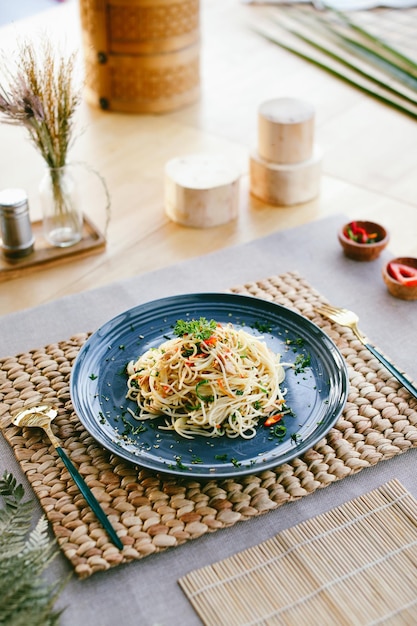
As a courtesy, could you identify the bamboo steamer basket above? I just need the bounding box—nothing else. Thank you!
[79,0,200,113]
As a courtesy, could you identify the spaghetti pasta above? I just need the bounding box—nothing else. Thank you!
[126,318,289,439]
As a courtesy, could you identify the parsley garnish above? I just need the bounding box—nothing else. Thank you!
[173,317,217,340]
[270,423,287,440]
[286,337,305,348]
[252,320,272,333]
[121,416,147,436]
[294,353,311,374]
[174,455,187,470]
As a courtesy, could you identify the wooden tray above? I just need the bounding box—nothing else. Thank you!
[0,214,106,282]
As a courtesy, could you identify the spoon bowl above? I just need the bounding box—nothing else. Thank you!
[12,403,123,550]
[13,404,60,442]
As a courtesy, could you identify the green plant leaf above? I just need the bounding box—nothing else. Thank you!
[0,471,68,626]
[278,7,417,92]
[324,5,417,75]
[253,6,417,120]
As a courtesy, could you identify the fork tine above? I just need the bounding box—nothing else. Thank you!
[315,303,342,315]
[315,310,337,322]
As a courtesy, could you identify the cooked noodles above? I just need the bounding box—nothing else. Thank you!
[126,318,288,439]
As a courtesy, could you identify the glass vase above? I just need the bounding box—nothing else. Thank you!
[39,164,83,247]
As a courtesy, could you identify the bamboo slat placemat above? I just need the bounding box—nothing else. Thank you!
[0,271,417,579]
[179,479,417,626]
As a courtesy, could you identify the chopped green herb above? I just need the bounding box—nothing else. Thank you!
[173,317,217,341]
[120,416,147,436]
[174,455,187,470]
[185,403,201,412]
[294,353,311,374]
[214,454,228,462]
[89,373,98,380]
[231,457,241,467]
[252,320,272,333]
[286,337,305,348]
[195,379,214,403]
[270,423,287,439]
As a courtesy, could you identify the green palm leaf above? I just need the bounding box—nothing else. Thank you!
[327,6,417,75]
[282,7,417,89]
[253,6,417,120]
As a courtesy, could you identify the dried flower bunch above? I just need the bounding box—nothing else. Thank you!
[0,38,81,169]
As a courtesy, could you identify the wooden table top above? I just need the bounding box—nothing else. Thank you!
[1,0,416,316]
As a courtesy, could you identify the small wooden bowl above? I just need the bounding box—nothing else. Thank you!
[338,220,389,261]
[382,257,417,301]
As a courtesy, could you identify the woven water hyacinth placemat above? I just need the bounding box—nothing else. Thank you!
[0,271,417,579]
[179,479,417,626]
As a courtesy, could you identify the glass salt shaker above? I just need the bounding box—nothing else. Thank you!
[0,188,35,258]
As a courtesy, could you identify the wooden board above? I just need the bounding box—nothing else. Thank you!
[0,215,106,282]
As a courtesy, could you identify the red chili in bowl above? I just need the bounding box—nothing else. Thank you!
[344,221,380,244]
[387,261,417,287]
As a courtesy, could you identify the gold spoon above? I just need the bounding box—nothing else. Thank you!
[13,403,123,550]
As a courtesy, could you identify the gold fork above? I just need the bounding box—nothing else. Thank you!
[315,303,417,400]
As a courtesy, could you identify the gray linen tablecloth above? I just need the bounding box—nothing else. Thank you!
[1,214,416,626]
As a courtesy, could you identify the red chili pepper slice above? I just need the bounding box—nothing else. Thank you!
[264,413,283,427]
[203,335,218,346]
[388,262,417,286]
[345,222,381,244]
[355,228,368,244]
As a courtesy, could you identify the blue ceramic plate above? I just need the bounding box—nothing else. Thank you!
[70,293,348,478]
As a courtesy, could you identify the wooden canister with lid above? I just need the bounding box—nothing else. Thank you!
[164,154,241,228]
[257,98,315,164]
[250,97,322,206]
[79,0,200,113]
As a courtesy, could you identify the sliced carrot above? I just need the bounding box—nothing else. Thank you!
[217,378,235,398]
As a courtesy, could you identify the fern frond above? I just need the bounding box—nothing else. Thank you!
[0,499,34,557]
[0,471,25,503]
[24,516,51,553]
[0,471,68,625]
